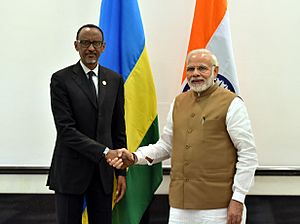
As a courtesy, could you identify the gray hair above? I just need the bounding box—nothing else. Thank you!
[186,49,219,66]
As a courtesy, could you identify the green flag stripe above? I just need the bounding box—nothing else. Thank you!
[112,117,162,224]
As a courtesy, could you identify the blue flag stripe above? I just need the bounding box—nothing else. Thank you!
[99,0,145,81]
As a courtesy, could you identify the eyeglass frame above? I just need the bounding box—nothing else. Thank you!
[77,40,104,48]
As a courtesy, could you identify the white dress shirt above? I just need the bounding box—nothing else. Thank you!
[135,96,258,204]
[80,60,99,95]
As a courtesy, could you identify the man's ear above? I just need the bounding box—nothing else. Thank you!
[101,42,106,52]
[74,41,79,51]
[214,66,219,78]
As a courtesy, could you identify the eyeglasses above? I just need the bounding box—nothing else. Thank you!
[78,40,103,48]
[186,65,215,74]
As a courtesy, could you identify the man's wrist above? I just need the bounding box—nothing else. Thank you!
[132,152,138,164]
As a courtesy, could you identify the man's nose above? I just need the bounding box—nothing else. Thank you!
[192,68,201,76]
[87,43,96,50]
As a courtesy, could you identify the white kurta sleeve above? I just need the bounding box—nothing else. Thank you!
[135,100,175,165]
[226,97,258,203]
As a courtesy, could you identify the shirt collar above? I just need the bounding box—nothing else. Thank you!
[79,60,99,77]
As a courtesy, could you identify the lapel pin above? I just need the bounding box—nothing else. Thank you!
[102,80,107,86]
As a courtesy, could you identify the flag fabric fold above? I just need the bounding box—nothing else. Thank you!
[181,0,239,94]
[98,1,162,224]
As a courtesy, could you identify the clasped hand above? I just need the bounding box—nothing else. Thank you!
[105,148,135,169]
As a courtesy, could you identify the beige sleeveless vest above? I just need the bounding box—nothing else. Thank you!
[169,84,237,209]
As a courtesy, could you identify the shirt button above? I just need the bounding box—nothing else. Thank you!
[191,113,195,118]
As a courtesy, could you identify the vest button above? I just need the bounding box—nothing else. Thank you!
[185,178,189,182]
[187,128,193,134]
[191,113,195,117]
[185,144,190,149]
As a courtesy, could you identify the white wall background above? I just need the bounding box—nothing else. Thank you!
[0,0,300,167]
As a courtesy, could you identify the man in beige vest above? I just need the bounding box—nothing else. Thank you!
[108,49,258,224]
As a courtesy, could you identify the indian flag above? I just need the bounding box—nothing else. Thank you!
[84,0,162,224]
[181,0,239,94]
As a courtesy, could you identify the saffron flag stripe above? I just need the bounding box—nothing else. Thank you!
[181,0,239,94]
[181,0,226,84]
[188,0,226,50]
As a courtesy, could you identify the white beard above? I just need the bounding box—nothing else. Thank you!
[188,72,215,93]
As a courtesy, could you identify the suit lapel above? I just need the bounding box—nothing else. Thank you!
[72,62,98,109]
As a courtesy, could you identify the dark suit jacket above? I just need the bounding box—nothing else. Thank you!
[47,61,126,195]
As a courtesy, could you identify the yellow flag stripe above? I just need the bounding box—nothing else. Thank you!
[82,207,88,223]
[124,47,157,152]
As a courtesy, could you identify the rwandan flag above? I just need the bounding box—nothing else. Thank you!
[83,1,162,224]
[181,0,239,94]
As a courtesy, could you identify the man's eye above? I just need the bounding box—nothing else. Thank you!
[79,40,90,47]
[92,41,102,47]
[187,67,195,72]
[199,66,209,72]
[199,66,208,70]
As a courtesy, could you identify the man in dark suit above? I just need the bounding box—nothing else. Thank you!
[47,24,127,224]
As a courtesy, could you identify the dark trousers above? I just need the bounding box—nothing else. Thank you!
[55,167,112,224]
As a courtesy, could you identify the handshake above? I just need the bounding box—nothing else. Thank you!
[105,148,136,169]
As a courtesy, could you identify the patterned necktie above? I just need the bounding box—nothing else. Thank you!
[87,71,97,103]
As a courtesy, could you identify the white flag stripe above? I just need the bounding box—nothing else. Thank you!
[207,11,240,94]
